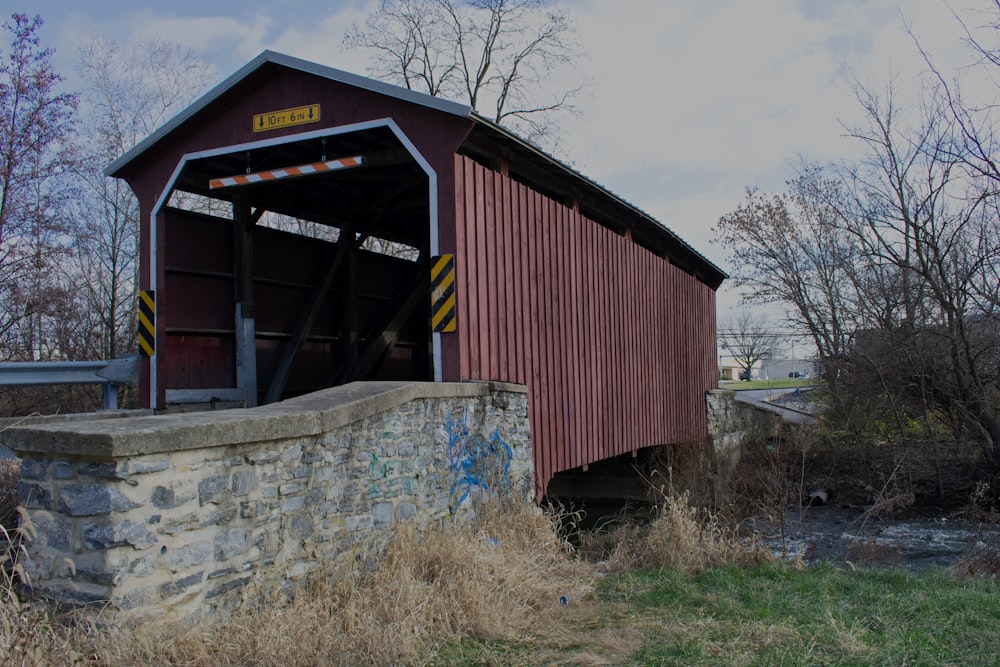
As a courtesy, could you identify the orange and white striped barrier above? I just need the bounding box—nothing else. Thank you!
[209,155,364,189]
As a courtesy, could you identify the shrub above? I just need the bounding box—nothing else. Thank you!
[593,492,771,575]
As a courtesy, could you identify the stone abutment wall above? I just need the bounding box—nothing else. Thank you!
[705,389,784,503]
[4,381,532,621]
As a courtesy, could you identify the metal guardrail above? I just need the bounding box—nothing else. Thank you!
[0,356,140,410]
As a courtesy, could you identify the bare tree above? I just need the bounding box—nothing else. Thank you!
[344,0,584,146]
[719,309,782,380]
[717,64,1000,481]
[0,13,77,360]
[714,171,861,371]
[840,79,1000,474]
[70,34,214,360]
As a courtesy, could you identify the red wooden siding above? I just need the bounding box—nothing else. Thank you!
[454,155,718,496]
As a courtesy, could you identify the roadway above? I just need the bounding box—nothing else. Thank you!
[730,386,819,425]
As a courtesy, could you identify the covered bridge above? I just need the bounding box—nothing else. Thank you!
[107,51,726,496]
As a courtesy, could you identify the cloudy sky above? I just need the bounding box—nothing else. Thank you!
[17,0,998,314]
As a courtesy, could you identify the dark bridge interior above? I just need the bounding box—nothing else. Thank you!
[161,126,433,406]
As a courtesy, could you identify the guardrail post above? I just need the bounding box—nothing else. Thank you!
[103,384,118,411]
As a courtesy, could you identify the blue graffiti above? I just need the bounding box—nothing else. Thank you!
[445,411,513,512]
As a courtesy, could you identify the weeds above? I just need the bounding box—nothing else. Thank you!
[583,492,771,575]
[2,448,997,665]
[76,501,591,666]
[963,481,1000,524]
[953,540,1000,579]
[1,513,87,665]
[0,459,17,532]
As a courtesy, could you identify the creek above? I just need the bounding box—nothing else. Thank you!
[745,505,1000,570]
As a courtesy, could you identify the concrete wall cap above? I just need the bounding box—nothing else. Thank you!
[2,381,528,458]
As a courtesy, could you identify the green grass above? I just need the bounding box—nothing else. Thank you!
[597,563,1000,667]
[431,563,1000,666]
[430,638,533,666]
[719,378,816,390]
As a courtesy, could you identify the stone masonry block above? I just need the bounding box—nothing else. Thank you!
[372,502,393,529]
[76,554,156,586]
[198,475,228,505]
[301,449,324,464]
[231,470,259,496]
[246,449,281,464]
[117,586,157,611]
[278,482,304,496]
[201,506,237,526]
[239,499,269,519]
[18,481,51,510]
[58,483,140,516]
[305,487,325,506]
[345,514,373,532]
[208,566,237,580]
[205,576,251,600]
[51,460,74,479]
[76,461,128,478]
[29,513,71,551]
[82,519,158,550]
[310,465,334,484]
[33,583,111,611]
[395,501,417,522]
[215,527,249,561]
[287,513,314,540]
[129,459,171,475]
[158,571,204,600]
[152,483,196,510]
[160,513,199,535]
[167,541,214,571]
[281,495,304,513]
[280,444,302,464]
[20,456,49,480]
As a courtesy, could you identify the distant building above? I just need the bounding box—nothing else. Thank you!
[760,357,818,380]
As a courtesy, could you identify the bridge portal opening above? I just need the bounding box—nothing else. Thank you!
[158,125,433,407]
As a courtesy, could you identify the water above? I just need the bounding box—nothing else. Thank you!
[745,505,1000,570]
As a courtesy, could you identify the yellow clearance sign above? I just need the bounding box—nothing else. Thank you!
[253,104,321,132]
[138,290,155,356]
[431,254,456,333]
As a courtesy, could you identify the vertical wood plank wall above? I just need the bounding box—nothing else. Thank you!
[454,156,718,496]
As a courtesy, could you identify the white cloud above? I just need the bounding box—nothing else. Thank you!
[124,13,276,64]
[556,0,994,291]
[264,9,374,74]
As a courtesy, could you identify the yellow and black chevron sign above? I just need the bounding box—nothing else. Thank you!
[138,290,155,356]
[431,254,456,333]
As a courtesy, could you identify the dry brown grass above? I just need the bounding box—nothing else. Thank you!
[1,513,90,666]
[1,483,775,665]
[842,539,905,568]
[77,501,593,666]
[952,540,1000,579]
[588,492,772,575]
[0,459,18,532]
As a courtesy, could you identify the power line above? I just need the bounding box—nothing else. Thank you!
[716,330,815,338]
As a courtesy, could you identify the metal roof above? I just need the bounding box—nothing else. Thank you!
[105,50,472,177]
[105,50,726,286]
[463,112,727,286]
